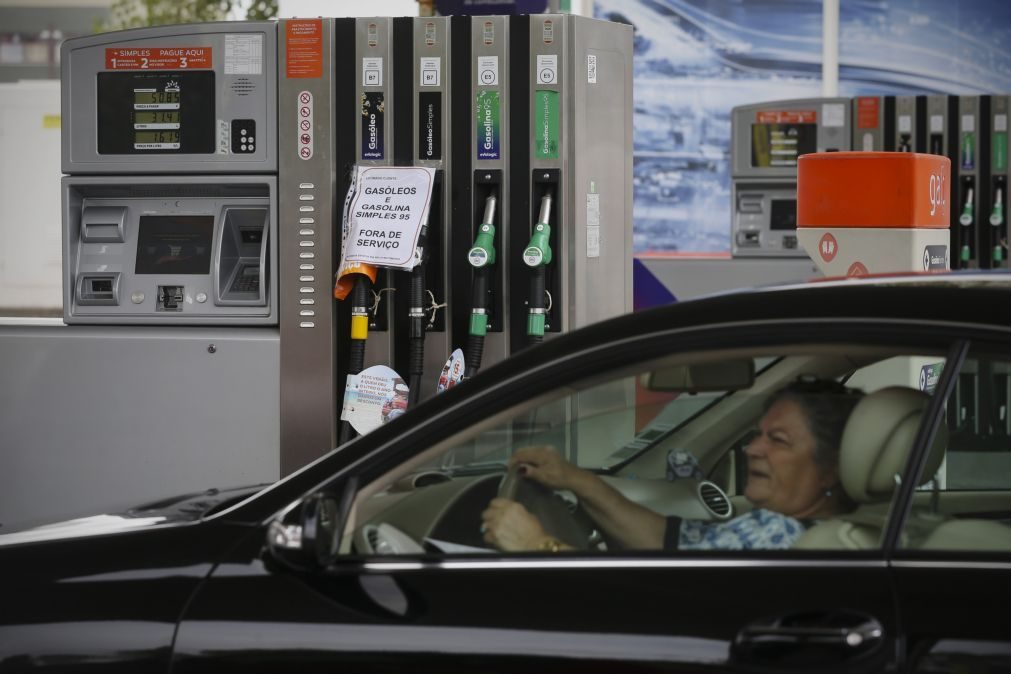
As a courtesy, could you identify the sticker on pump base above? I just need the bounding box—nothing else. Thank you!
[437,349,465,393]
[341,365,409,435]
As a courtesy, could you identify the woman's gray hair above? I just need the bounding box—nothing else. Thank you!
[764,377,864,472]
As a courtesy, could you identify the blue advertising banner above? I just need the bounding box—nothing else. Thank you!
[435,0,547,15]
[597,0,1011,255]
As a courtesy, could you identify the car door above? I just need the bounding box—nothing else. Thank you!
[172,328,949,673]
[891,343,1011,673]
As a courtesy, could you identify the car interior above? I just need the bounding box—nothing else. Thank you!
[337,344,1011,556]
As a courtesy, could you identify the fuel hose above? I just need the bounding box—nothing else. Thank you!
[464,193,498,379]
[523,192,553,347]
[338,276,372,445]
[407,220,430,407]
[959,186,975,264]
[991,186,1004,264]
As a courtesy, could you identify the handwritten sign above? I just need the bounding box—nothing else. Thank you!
[340,166,435,270]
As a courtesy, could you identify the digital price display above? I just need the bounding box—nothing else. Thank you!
[134,130,181,145]
[133,111,180,125]
[134,90,181,106]
[97,71,214,155]
[751,123,817,168]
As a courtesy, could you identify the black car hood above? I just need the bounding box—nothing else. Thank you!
[0,484,267,546]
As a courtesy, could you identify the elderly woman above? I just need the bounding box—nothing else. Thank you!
[481,379,864,552]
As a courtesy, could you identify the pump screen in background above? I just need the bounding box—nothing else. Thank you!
[769,199,798,230]
[135,216,214,275]
[751,123,817,168]
[97,71,215,155]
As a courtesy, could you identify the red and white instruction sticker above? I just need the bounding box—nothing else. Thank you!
[756,110,816,124]
[105,47,212,70]
[286,19,323,79]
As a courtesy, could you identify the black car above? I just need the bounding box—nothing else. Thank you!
[3,273,1011,673]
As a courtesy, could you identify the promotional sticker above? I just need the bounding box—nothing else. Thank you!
[437,349,466,393]
[341,365,409,436]
[919,363,944,393]
[667,450,705,481]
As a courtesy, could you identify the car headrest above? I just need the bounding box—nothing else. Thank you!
[840,386,947,503]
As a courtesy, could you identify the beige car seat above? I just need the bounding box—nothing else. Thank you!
[794,386,947,550]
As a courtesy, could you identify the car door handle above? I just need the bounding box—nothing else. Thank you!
[731,610,886,669]
[737,623,882,647]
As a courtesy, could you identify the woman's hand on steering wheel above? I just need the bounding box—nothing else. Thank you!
[481,498,549,551]
[510,445,585,492]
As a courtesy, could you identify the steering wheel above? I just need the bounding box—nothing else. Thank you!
[498,465,596,549]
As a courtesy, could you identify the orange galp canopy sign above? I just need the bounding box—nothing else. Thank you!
[797,152,950,229]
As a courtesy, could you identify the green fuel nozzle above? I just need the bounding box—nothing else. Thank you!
[523,193,554,268]
[960,187,975,227]
[468,194,497,268]
[991,187,1004,227]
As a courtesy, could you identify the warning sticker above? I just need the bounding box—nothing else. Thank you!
[105,47,212,70]
[856,97,880,129]
[286,19,323,79]
[818,232,838,262]
[756,110,816,124]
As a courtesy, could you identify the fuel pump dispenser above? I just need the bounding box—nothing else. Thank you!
[22,22,285,525]
[956,96,986,268]
[730,98,852,258]
[987,96,1009,268]
[452,15,512,379]
[352,17,399,386]
[511,14,633,353]
[894,96,919,152]
[405,16,452,401]
[5,13,635,527]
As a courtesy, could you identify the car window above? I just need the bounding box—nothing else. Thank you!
[899,351,1011,552]
[344,346,947,557]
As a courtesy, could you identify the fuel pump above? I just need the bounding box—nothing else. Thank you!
[988,96,1009,268]
[956,96,985,268]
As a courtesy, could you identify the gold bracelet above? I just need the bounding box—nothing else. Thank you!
[538,537,563,553]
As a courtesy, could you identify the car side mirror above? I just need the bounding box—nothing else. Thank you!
[266,478,357,570]
[645,358,755,393]
[300,493,341,567]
